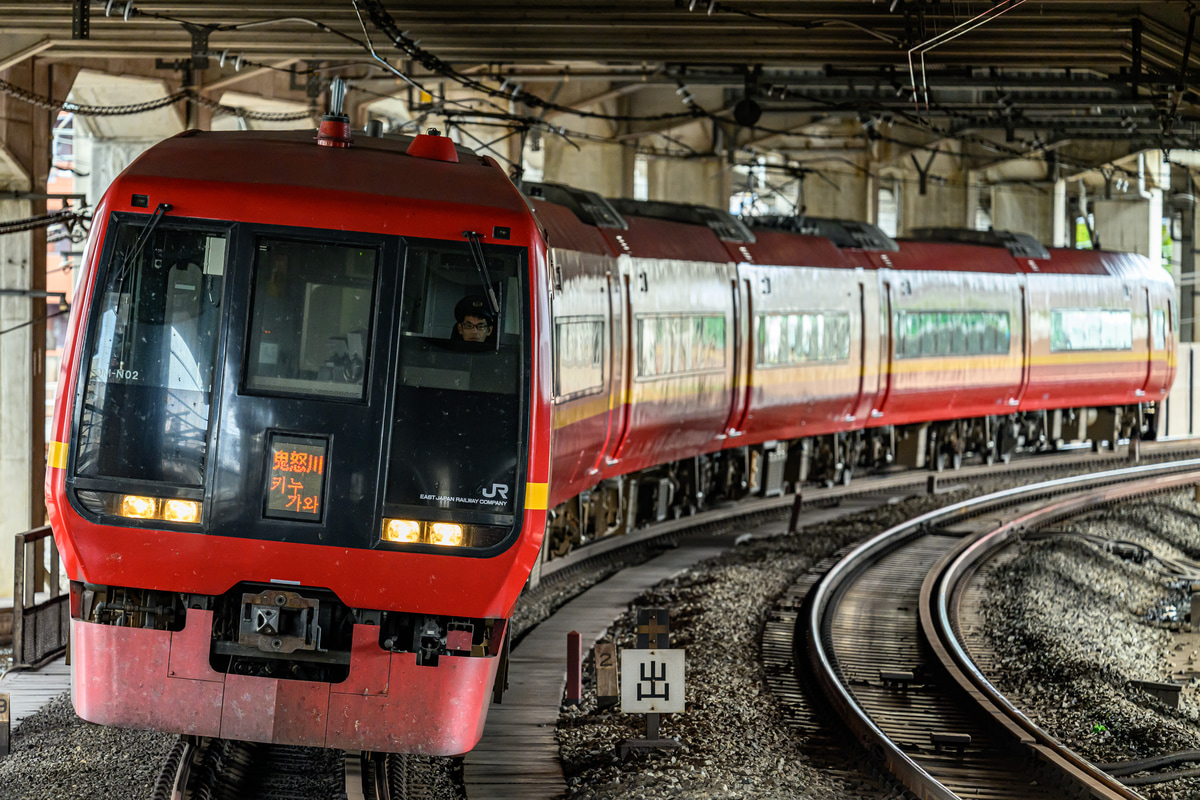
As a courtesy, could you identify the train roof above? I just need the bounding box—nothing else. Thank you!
[606,198,756,243]
[113,129,529,216]
[748,216,899,252]
[517,179,1168,283]
[906,227,1050,259]
[523,182,627,229]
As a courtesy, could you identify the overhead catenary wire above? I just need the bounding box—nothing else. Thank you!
[907,0,1027,118]
[356,0,700,125]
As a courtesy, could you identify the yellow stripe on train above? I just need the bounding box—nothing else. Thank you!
[525,483,549,510]
[48,440,68,470]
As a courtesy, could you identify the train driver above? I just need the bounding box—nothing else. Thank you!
[450,295,497,347]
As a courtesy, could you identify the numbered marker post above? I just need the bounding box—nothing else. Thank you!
[0,691,9,756]
[594,643,618,708]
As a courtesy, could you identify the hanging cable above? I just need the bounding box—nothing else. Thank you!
[356,0,700,124]
[0,209,88,237]
[0,77,314,121]
[0,308,69,338]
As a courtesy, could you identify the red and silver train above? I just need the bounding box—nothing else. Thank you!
[46,118,1174,755]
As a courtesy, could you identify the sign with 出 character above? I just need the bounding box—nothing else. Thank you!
[620,649,685,714]
[617,608,683,758]
[264,433,329,522]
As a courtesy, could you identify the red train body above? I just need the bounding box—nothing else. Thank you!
[46,128,1174,755]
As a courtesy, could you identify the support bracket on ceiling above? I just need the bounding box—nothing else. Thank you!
[71,0,90,40]
[911,146,938,195]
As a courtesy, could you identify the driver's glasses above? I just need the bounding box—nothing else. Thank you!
[461,321,491,332]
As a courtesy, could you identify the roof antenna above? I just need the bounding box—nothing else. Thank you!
[317,77,352,148]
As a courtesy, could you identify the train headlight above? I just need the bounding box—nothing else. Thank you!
[120,495,158,519]
[383,518,422,544]
[162,499,200,523]
[429,522,464,547]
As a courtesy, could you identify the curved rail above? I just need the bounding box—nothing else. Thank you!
[806,458,1200,800]
[925,465,1200,799]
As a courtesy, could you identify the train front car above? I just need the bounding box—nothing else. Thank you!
[44,128,550,755]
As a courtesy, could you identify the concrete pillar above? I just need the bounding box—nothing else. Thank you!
[865,150,879,226]
[898,180,966,235]
[1053,178,1068,247]
[0,200,35,599]
[0,200,37,597]
[965,170,981,229]
[1184,184,1197,342]
[992,184,1055,244]
[74,136,160,217]
[0,57,55,602]
[645,156,728,209]
[1094,197,1158,264]
[543,137,628,198]
[800,170,870,222]
[1092,153,1165,270]
[619,144,637,200]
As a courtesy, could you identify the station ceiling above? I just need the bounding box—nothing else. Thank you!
[2,1,1199,173]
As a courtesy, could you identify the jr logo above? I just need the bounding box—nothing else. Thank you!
[482,483,509,501]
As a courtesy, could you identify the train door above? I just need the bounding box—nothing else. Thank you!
[848,281,867,419]
[1012,283,1031,407]
[1140,287,1154,395]
[594,271,628,471]
[605,270,635,464]
[210,231,401,546]
[723,276,752,437]
[875,280,895,415]
[851,273,882,423]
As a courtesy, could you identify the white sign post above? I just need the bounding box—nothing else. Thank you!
[618,649,684,756]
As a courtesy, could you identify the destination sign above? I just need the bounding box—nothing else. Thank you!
[264,433,329,522]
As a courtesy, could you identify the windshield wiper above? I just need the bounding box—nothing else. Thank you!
[114,202,173,288]
[462,230,501,317]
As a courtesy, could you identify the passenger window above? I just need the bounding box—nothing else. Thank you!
[555,318,605,398]
[637,314,725,377]
[896,310,1010,359]
[1153,309,1166,350]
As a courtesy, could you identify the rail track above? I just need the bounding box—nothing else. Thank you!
[147,439,1200,799]
[798,457,1200,800]
[151,735,437,800]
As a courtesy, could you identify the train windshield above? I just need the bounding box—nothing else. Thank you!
[385,237,527,524]
[244,237,379,400]
[75,218,226,485]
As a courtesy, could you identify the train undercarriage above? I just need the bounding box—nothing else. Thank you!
[545,403,1155,558]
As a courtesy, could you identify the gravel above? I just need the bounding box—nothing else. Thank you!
[0,693,174,799]
[555,492,959,800]
[980,489,1200,800]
